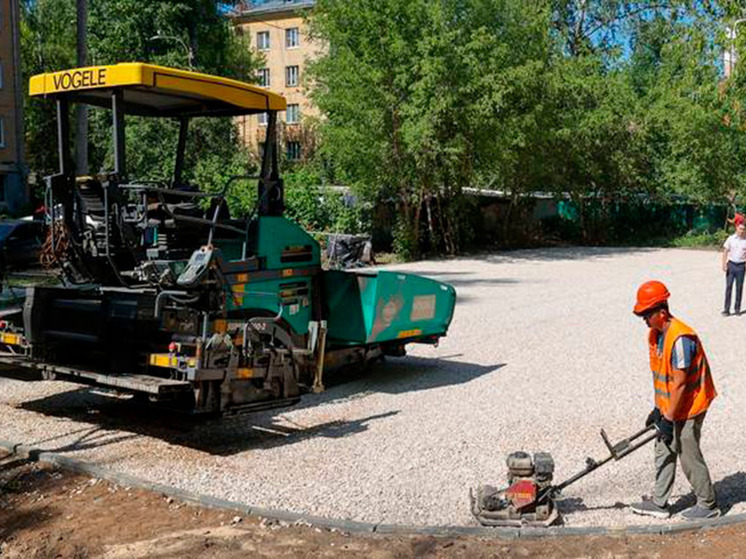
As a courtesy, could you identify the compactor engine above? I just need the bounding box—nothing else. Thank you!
[471,452,557,527]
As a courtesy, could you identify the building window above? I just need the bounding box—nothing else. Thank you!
[286,141,301,161]
[0,61,4,90]
[258,68,270,87]
[286,104,300,124]
[0,176,6,203]
[285,65,299,87]
[0,117,5,148]
[257,112,268,126]
[257,31,270,51]
[286,27,299,49]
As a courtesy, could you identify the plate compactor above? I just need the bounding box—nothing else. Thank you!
[471,424,658,527]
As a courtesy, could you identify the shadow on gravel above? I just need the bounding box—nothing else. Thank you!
[715,472,746,514]
[557,471,746,519]
[35,426,140,456]
[183,410,402,455]
[0,365,42,382]
[386,247,661,270]
[17,389,401,456]
[480,247,660,264]
[391,247,662,285]
[396,273,524,288]
[303,355,505,406]
[668,471,746,515]
[16,355,501,455]
[556,497,628,515]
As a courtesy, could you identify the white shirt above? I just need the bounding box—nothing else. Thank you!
[723,234,746,263]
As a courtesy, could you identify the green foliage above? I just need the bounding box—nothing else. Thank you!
[308,0,746,256]
[21,0,746,258]
[283,169,370,234]
[21,0,260,196]
[392,218,419,261]
[308,0,553,257]
[21,0,76,186]
[670,228,729,248]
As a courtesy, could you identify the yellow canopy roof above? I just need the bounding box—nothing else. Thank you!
[29,63,286,117]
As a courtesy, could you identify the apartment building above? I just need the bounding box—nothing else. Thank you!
[0,0,26,212]
[232,0,319,162]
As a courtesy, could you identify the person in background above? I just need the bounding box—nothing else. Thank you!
[722,213,746,316]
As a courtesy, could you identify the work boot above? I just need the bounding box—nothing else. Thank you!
[631,498,670,519]
[681,504,721,520]
[721,310,731,317]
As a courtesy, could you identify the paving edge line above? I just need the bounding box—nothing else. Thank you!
[1,438,745,540]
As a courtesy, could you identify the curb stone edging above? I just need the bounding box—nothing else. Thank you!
[1,438,744,540]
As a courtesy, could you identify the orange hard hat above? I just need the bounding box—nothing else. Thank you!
[633,281,670,315]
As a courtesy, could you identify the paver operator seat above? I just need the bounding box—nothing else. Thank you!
[29,63,287,287]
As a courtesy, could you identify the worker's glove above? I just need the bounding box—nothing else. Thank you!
[656,417,675,445]
[646,408,661,428]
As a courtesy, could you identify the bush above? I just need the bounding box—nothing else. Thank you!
[284,169,370,234]
[670,228,729,248]
[392,218,418,260]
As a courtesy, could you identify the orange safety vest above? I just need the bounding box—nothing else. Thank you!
[647,317,717,421]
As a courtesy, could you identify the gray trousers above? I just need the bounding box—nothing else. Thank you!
[653,412,716,509]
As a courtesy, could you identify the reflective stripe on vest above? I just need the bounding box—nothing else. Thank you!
[647,318,717,420]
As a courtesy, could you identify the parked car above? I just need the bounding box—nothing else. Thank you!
[0,219,46,271]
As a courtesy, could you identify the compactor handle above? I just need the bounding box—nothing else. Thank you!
[601,424,657,460]
[549,423,658,497]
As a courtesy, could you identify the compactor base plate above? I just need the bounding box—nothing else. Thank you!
[469,485,561,528]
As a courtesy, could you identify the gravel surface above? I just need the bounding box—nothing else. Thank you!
[1,247,744,528]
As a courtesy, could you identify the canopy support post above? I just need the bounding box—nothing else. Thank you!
[112,89,127,180]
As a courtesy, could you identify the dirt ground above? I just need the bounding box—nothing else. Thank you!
[0,454,744,559]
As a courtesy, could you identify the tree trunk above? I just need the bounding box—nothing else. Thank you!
[75,0,88,175]
[411,184,425,258]
[425,194,436,252]
[391,106,419,258]
[578,196,587,243]
[440,188,456,255]
[502,191,517,246]
[436,192,455,254]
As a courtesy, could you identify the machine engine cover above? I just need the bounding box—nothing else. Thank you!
[506,451,533,477]
[533,452,555,484]
[505,479,537,510]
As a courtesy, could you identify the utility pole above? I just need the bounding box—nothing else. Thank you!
[727,19,746,78]
[75,0,89,175]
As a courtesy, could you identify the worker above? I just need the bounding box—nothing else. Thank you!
[630,280,720,520]
[722,213,746,316]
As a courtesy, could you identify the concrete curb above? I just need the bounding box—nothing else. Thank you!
[1,438,744,539]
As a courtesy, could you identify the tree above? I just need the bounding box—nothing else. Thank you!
[21,0,76,186]
[308,0,553,256]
